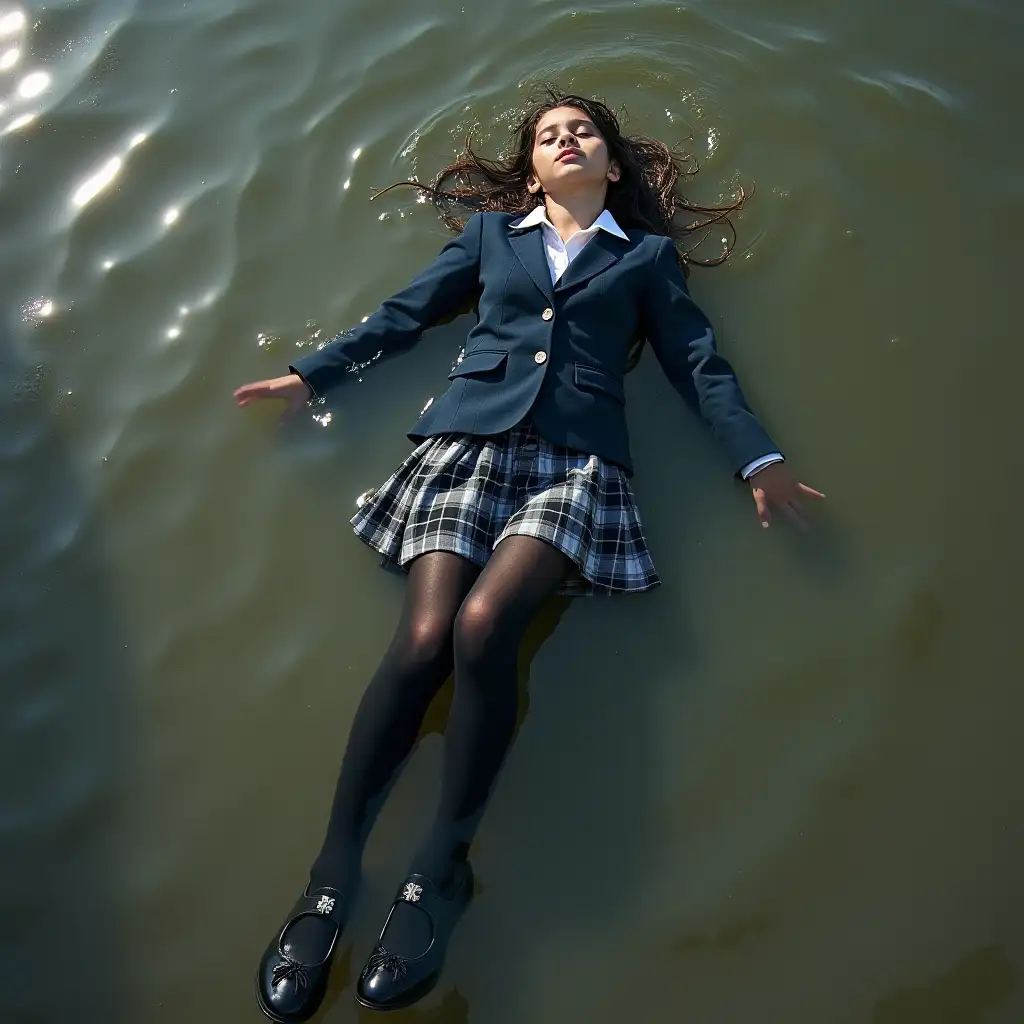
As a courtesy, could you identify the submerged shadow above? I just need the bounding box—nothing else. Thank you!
[459,588,682,1020]
[871,945,1017,1024]
[0,311,130,1021]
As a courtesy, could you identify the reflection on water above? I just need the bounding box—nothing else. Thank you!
[0,5,35,134]
[0,0,1022,1020]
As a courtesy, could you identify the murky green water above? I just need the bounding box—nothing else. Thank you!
[2,0,1023,1021]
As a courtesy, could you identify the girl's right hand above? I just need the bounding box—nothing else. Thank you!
[233,373,313,423]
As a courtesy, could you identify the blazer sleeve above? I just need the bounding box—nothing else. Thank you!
[289,212,485,397]
[642,236,780,475]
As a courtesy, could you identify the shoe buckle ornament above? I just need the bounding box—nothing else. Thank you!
[401,882,423,903]
[315,895,335,915]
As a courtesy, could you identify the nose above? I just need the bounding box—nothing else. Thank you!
[558,130,579,148]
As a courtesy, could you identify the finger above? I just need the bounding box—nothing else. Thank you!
[233,383,271,405]
[752,488,772,529]
[798,482,826,500]
[782,502,810,533]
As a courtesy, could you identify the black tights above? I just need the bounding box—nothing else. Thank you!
[292,538,569,957]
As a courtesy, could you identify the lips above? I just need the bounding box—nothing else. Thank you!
[557,149,582,163]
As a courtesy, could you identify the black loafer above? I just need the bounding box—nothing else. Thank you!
[255,884,350,1023]
[355,864,473,1011]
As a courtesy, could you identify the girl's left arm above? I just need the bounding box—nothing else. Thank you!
[643,236,779,475]
[643,236,825,528]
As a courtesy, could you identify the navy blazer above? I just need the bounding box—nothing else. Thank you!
[290,211,777,476]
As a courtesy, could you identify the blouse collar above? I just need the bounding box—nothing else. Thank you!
[512,205,629,240]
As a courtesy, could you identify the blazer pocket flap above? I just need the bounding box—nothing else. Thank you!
[574,364,625,403]
[448,349,508,379]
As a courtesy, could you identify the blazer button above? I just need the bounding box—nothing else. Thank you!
[541,307,554,321]
[534,350,548,365]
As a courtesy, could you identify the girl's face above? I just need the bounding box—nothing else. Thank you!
[527,105,621,200]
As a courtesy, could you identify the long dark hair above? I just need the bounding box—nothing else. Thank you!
[372,87,746,272]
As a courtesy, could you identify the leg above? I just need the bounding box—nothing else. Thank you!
[257,551,479,1021]
[381,536,571,956]
[310,550,481,890]
[287,552,479,960]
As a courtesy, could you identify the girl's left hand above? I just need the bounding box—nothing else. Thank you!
[748,462,825,531]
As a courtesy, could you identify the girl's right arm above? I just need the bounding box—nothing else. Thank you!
[234,212,485,413]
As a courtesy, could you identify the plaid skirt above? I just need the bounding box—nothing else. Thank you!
[351,421,659,596]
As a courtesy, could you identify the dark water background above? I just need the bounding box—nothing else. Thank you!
[2,0,1022,1021]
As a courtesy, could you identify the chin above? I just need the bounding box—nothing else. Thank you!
[552,164,589,181]
[554,171,601,190]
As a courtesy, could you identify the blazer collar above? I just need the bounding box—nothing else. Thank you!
[508,220,554,303]
[508,207,631,301]
[554,227,630,293]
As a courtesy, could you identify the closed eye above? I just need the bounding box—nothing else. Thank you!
[537,125,598,145]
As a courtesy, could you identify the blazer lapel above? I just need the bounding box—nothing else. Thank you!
[555,230,628,294]
[508,226,554,304]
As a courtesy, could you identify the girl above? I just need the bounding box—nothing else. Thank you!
[235,90,823,1020]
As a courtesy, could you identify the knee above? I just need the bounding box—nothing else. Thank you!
[452,594,502,670]
[396,614,454,676]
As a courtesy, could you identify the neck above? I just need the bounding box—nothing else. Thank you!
[542,190,607,242]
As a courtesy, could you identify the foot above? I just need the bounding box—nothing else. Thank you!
[355,863,473,1011]
[255,884,351,1023]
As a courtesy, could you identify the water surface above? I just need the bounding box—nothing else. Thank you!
[1,0,1022,1021]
